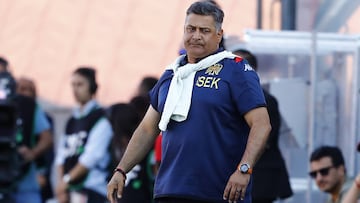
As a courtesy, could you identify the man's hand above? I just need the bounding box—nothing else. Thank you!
[223,170,250,202]
[107,171,126,203]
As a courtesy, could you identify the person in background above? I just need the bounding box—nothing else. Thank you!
[341,142,360,203]
[107,1,271,203]
[108,103,153,203]
[233,49,293,203]
[341,172,360,203]
[131,76,159,176]
[55,67,113,203]
[309,146,352,203]
[16,77,55,203]
[0,57,53,203]
[135,76,158,98]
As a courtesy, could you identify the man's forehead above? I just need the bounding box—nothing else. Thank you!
[310,156,333,168]
[185,14,216,27]
[72,74,87,83]
[18,79,34,86]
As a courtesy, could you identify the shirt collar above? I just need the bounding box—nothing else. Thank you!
[73,99,99,118]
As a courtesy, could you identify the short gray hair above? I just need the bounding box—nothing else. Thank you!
[186,1,224,31]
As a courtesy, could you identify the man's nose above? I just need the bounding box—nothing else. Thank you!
[315,173,324,180]
[192,30,201,39]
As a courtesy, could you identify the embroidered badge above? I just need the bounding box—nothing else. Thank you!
[205,64,223,76]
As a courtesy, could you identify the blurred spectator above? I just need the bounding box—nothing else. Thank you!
[129,95,150,119]
[234,49,293,203]
[0,57,53,203]
[104,76,159,202]
[16,77,55,203]
[107,76,158,124]
[132,76,159,176]
[341,172,360,203]
[135,76,158,98]
[309,146,351,203]
[16,77,36,98]
[55,67,113,203]
[108,103,153,203]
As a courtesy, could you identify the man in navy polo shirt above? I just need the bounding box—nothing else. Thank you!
[107,1,271,203]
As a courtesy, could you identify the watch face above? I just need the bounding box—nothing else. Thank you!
[240,164,249,173]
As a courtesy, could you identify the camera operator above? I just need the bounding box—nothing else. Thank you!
[0,57,52,203]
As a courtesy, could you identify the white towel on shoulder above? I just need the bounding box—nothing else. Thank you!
[158,50,236,131]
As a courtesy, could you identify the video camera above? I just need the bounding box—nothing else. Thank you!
[0,100,21,194]
[0,72,22,195]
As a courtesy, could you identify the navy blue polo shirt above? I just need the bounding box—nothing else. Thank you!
[149,50,266,202]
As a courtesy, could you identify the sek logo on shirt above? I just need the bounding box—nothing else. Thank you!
[196,77,221,89]
[196,63,223,89]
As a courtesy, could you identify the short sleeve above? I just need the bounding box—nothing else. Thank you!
[149,70,173,112]
[78,117,113,168]
[229,58,266,115]
[33,105,51,135]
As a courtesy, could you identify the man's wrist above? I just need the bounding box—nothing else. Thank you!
[238,163,253,174]
[114,167,127,181]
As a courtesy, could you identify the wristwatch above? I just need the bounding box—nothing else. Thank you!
[239,163,252,174]
[63,174,71,184]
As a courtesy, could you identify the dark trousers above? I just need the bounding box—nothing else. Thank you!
[156,197,211,203]
[252,199,274,203]
[0,193,13,203]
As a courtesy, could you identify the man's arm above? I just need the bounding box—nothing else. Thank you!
[116,106,160,172]
[55,165,69,203]
[223,106,271,202]
[18,106,53,162]
[67,117,113,181]
[31,129,53,159]
[240,106,271,167]
[31,106,53,159]
[341,173,360,203]
[107,106,160,203]
[60,164,88,187]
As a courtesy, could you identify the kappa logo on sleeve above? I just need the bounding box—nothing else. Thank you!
[244,64,254,71]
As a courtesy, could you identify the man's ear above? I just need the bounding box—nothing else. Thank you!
[217,29,223,42]
[338,165,346,176]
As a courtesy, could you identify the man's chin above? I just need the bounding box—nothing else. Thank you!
[322,186,333,193]
[317,183,328,191]
[187,50,206,58]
